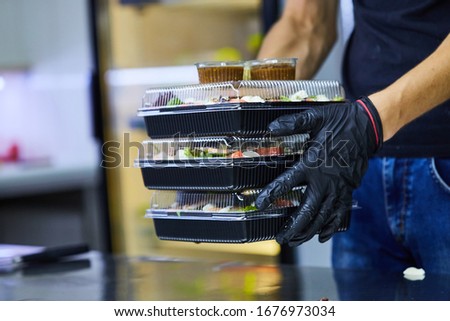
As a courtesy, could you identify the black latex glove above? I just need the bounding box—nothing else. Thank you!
[255,96,383,246]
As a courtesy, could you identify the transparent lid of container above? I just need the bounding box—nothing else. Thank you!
[146,188,305,219]
[245,57,298,67]
[139,80,345,112]
[195,60,245,68]
[137,134,309,161]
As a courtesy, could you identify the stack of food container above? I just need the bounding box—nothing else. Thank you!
[135,58,348,243]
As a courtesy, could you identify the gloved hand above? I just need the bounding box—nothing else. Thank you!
[255,96,383,246]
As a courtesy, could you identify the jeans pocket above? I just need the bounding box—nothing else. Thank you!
[430,158,450,194]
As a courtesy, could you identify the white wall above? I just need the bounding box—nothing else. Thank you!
[0,0,98,167]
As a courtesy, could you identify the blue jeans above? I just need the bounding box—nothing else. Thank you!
[332,157,450,274]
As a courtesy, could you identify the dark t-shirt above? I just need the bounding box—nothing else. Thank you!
[342,0,450,157]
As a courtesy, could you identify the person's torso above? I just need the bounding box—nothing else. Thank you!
[342,0,450,157]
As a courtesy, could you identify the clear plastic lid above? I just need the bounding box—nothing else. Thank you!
[246,57,297,67]
[146,190,360,220]
[140,80,345,112]
[138,134,309,161]
[149,187,304,215]
[146,187,305,217]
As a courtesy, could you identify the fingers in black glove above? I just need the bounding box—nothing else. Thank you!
[276,187,323,246]
[268,110,321,136]
[318,190,353,243]
[255,163,307,210]
[286,192,337,246]
[255,96,383,247]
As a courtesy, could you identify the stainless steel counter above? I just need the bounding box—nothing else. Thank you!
[0,251,449,301]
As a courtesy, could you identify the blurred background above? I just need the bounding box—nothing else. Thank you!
[0,0,352,266]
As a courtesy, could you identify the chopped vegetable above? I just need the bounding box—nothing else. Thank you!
[315,94,329,102]
[183,148,194,158]
[241,95,265,103]
[218,206,233,213]
[202,203,217,211]
[256,147,283,156]
[183,147,228,158]
[332,96,345,102]
[243,205,258,212]
[166,97,184,106]
[289,90,309,101]
[231,151,244,158]
[242,151,260,157]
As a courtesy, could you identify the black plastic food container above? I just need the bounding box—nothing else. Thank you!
[137,80,348,243]
[146,188,302,243]
[138,158,295,191]
[138,80,345,138]
[150,213,291,243]
[149,211,351,244]
[141,103,315,138]
[144,189,352,243]
[136,134,308,190]
[148,209,350,243]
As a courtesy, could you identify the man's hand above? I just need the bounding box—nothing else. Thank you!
[255,97,383,246]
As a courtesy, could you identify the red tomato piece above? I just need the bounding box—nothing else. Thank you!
[231,151,244,158]
[256,147,283,156]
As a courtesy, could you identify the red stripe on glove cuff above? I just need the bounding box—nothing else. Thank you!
[357,99,380,147]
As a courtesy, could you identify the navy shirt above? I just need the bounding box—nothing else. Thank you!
[342,0,450,157]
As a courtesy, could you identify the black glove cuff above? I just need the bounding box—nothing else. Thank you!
[356,96,384,152]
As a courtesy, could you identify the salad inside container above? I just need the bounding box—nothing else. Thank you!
[147,187,305,217]
[139,134,309,161]
[139,80,345,112]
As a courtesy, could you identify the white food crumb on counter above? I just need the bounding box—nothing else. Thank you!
[403,267,426,281]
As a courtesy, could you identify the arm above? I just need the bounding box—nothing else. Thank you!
[370,33,450,140]
[256,34,450,246]
[257,0,339,79]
